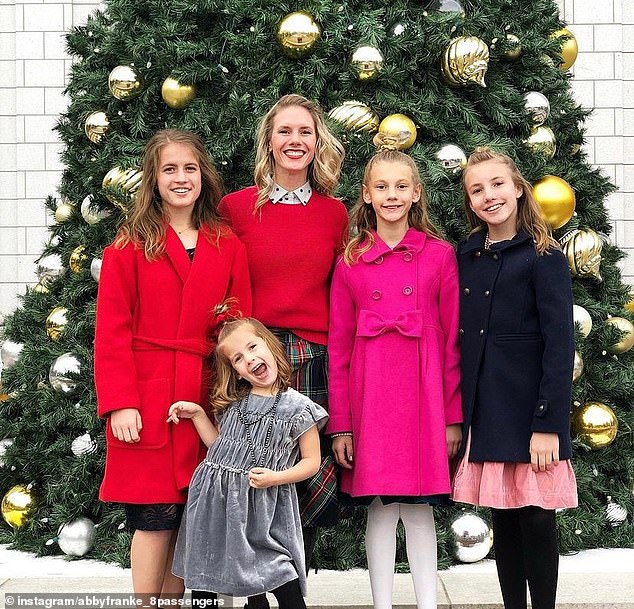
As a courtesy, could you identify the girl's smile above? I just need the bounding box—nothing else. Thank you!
[156,142,202,217]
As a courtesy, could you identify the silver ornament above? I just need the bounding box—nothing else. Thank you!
[450,511,493,563]
[0,438,14,467]
[71,433,97,457]
[36,254,65,284]
[80,195,110,225]
[49,353,81,395]
[1,340,24,369]
[523,91,550,126]
[436,144,467,174]
[605,497,627,527]
[57,517,96,556]
[90,258,102,283]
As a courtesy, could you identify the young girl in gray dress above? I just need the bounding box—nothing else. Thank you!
[169,317,327,608]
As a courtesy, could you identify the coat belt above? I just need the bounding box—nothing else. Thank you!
[132,335,211,357]
[356,309,423,337]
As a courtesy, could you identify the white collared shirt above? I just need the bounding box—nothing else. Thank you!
[269,181,313,205]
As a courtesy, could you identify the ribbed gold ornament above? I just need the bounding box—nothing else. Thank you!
[560,228,603,282]
[102,166,143,210]
[328,101,379,133]
[441,36,490,87]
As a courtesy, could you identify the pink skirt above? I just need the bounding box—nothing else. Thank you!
[452,433,578,510]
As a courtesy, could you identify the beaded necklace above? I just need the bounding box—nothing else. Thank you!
[235,390,281,469]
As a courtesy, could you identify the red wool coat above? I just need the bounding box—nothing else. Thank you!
[95,226,251,503]
[327,228,462,497]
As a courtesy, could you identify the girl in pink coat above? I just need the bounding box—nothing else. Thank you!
[327,148,462,609]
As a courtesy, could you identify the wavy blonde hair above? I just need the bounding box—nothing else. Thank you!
[343,150,441,265]
[211,318,292,413]
[462,147,558,255]
[253,94,345,212]
[114,129,225,260]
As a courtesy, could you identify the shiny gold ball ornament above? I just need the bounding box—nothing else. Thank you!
[605,317,634,354]
[572,351,584,382]
[108,65,144,101]
[351,45,384,81]
[69,245,88,274]
[441,36,490,87]
[524,126,556,159]
[1,484,36,529]
[571,401,618,450]
[46,306,68,342]
[276,12,321,59]
[161,77,197,110]
[504,34,522,60]
[54,201,74,223]
[573,305,592,337]
[328,101,379,133]
[436,144,467,174]
[377,114,417,150]
[552,28,578,71]
[560,228,603,282]
[102,166,143,210]
[84,111,110,144]
[532,175,575,229]
[523,92,550,126]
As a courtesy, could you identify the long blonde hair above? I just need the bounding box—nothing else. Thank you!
[253,94,345,212]
[343,150,441,265]
[462,147,557,255]
[211,318,292,413]
[115,129,225,260]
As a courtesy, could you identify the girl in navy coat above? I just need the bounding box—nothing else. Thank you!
[452,147,577,609]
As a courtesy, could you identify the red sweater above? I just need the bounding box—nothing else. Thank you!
[219,186,348,345]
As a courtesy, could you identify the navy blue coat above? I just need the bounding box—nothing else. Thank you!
[457,230,574,462]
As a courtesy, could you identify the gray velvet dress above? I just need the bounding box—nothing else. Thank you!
[172,388,328,597]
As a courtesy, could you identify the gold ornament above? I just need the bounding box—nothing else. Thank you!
[572,351,583,382]
[573,305,592,337]
[102,166,143,210]
[504,34,522,60]
[84,111,110,144]
[46,306,68,342]
[441,36,490,87]
[436,144,467,174]
[328,101,379,133]
[276,12,321,58]
[626,295,634,314]
[351,45,384,81]
[605,317,634,354]
[54,201,74,223]
[571,401,618,450]
[533,175,575,229]
[523,91,550,126]
[377,114,417,150]
[524,126,556,159]
[560,228,603,282]
[552,28,578,70]
[108,65,144,101]
[69,245,88,274]
[161,77,197,110]
[33,282,49,294]
[1,484,36,529]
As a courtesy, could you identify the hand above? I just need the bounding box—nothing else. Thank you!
[110,408,142,443]
[446,424,462,459]
[167,401,203,424]
[529,432,560,472]
[248,467,279,489]
[332,435,354,470]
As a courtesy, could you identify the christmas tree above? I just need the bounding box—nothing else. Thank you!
[0,0,632,569]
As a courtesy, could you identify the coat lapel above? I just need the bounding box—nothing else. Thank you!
[164,225,192,285]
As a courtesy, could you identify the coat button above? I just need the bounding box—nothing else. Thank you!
[493,253,499,261]
[463,287,470,295]
[375,256,384,265]
[372,290,382,300]
[475,251,482,257]
[479,329,484,336]
[538,404,545,412]
[403,252,413,262]
[459,328,465,335]
[402,286,413,296]
[484,290,490,297]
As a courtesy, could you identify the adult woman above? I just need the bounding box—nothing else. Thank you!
[95,129,251,598]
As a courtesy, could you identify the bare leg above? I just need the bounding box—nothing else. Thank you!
[131,529,182,596]
[161,530,185,596]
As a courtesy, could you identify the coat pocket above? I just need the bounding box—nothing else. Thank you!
[495,332,543,343]
[106,377,171,450]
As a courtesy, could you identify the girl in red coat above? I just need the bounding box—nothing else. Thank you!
[328,147,462,609]
[94,129,251,599]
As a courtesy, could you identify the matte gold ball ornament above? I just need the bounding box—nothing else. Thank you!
[532,175,575,229]
[54,201,75,223]
[46,306,68,342]
[84,111,110,143]
[504,34,522,60]
[552,28,578,70]
[276,12,321,58]
[605,317,634,354]
[571,401,618,450]
[351,45,384,81]
[161,77,197,110]
[560,228,603,282]
[1,484,36,529]
[69,245,88,274]
[108,65,144,101]
[573,305,592,337]
[441,36,490,87]
[572,351,584,382]
[328,101,380,133]
[524,126,556,159]
[377,114,417,150]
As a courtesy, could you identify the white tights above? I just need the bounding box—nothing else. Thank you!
[365,498,437,609]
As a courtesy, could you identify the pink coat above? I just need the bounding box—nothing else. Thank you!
[327,228,462,497]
